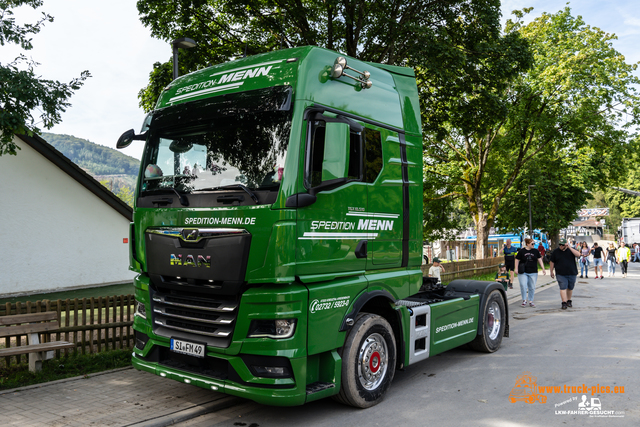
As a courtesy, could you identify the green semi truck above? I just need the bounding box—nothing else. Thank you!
[117,46,508,408]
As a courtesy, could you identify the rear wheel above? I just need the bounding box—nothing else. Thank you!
[333,314,396,408]
[469,290,505,352]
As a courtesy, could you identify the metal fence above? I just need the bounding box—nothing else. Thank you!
[1,295,135,368]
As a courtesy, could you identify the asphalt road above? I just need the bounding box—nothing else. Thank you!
[174,263,640,427]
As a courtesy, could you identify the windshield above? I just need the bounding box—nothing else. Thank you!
[140,86,292,195]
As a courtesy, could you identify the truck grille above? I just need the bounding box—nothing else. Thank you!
[144,226,252,347]
[150,284,239,347]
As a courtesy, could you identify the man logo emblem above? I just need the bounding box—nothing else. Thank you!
[182,229,198,241]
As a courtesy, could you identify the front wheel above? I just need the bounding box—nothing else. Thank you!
[333,314,397,408]
[469,289,506,353]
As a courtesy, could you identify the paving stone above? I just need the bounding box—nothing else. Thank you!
[0,368,221,426]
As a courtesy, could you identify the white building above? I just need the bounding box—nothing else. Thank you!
[0,133,135,297]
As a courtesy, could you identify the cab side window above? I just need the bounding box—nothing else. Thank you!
[364,128,382,183]
[308,122,326,188]
[306,119,363,188]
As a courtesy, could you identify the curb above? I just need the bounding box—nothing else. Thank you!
[126,395,243,427]
[0,366,134,396]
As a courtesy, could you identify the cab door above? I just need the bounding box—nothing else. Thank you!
[295,112,369,278]
[364,127,403,268]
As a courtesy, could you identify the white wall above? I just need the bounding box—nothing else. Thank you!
[0,135,135,295]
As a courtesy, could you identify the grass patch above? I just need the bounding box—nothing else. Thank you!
[0,349,132,390]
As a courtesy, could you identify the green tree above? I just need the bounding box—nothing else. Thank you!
[136,0,511,112]
[423,7,640,258]
[585,190,614,237]
[419,3,532,244]
[495,146,599,247]
[116,186,134,207]
[100,179,134,206]
[0,0,90,156]
[605,138,640,230]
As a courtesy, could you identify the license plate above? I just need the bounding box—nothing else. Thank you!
[170,338,205,358]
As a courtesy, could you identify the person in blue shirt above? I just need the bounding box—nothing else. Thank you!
[504,239,518,285]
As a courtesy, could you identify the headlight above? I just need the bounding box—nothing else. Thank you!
[247,319,296,339]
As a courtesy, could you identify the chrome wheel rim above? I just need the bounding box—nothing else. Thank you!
[486,301,501,340]
[357,332,388,390]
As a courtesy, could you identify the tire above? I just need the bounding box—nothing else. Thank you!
[332,314,396,408]
[469,289,506,353]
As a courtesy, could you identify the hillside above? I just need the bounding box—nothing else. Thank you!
[41,132,140,176]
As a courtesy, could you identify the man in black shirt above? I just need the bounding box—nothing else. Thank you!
[549,238,581,310]
[591,242,604,279]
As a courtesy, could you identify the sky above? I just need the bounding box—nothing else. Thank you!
[3,0,167,159]
[501,0,640,67]
[3,1,640,160]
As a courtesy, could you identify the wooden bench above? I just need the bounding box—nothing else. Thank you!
[0,312,75,372]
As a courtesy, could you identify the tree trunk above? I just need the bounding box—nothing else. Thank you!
[548,232,561,251]
[475,213,490,259]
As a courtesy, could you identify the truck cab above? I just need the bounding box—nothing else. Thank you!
[120,46,507,408]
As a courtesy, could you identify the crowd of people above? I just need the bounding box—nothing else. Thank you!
[426,236,633,311]
[568,239,633,278]
[497,238,634,310]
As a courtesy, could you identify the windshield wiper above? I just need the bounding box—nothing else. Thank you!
[198,184,260,204]
[170,187,189,206]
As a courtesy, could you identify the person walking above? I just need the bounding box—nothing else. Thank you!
[495,263,512,291]
[503,239,518,285]
[579,242,590,278]
[514,238,546,308]
[549,238,580,309]
[633,243,640,262]
[537,242,546,259]
[591,242,604,279]
[606,242,617,277]
[617,243,631,278]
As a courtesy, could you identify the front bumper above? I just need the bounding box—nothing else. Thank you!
[132,344,308,406]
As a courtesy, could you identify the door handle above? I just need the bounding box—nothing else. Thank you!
[355,240,368,258]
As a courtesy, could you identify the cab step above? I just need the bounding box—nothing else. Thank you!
[306,381,335,395]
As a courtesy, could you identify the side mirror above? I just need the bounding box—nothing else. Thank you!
[169,139,193,153]
[116,129,135,149]
[321,122,350,182]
